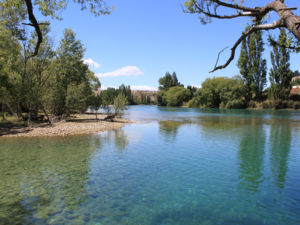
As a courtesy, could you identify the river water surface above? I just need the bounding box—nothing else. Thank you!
[0,106,300,225]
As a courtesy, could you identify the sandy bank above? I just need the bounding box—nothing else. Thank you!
[0,114,134,138]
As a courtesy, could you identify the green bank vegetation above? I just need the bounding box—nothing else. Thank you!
[0,24,130,124]
[156,28,300,110]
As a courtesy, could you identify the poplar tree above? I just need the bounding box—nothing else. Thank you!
[238,27,267,101]
[269,29,293,100]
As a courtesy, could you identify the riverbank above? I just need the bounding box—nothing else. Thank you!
[0,114,133,138]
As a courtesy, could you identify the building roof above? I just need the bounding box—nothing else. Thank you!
[292,76,300,82]
[290,86,300,96]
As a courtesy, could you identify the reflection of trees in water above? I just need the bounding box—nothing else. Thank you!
[101,129,129,151]
[238,120,266,192]
[198,116,263,131]
[269,123,291,189]
[159,120,188,140]
[0,136,101,224]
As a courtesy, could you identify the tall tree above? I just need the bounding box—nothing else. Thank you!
[238,26,267,101]
[184,0,300,72]
[51,28,98,116]
[158,72,182,91]
[269,29,293,100]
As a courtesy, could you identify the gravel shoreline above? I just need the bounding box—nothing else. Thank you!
[0,114,133,138]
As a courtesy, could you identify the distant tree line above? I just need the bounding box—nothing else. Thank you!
[158,29,300,110]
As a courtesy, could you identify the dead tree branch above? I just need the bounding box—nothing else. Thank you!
[210,19,284,73]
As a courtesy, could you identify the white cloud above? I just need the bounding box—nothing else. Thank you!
[96,66,143,78]
[83,58,101,68]
[131,85,158,91]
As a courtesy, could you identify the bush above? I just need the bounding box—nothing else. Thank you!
[262,100,294,109]
[165,86,191,107]
[293,101,300,109]
[226,99,247,109]
[113,94,128,116]
[248,101,257,108]
[262,100,274,109]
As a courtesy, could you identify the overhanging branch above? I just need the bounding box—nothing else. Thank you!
[24,0,43,58]
[190,3,255,19]
[210,19,284,73]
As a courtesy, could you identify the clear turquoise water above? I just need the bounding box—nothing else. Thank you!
[0,106,300,225]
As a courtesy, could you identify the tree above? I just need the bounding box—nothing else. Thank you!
[238,26,267,101]
[184,0,300,72]
[165,86,191,107]
[88,94,101,120]
[158,72,182,91]
[50,29,100,117]
[119,84,132,104]
[157,72,183,106]
[113,93,128,116]
[0,0,111,57]
[188,76,247,108]
[269,28,293,100]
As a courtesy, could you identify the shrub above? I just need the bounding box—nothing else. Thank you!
[226,99,247,109]
[262,100,274,109]
[165,86,191,107]
[113,94,128,116]
[293,101,300,109]
[248,101,257,108]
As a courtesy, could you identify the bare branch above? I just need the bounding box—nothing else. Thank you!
[22,22,50,26]
[278,7,297,11]
[188,3,254,19]
[214,47,228,69]
[210,0,259,13]
[210,19,284,73]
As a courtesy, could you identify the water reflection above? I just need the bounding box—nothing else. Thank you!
[269,123,291,189]
[100,129,129,151]
[238,120,266,192]
[158,120,191,141]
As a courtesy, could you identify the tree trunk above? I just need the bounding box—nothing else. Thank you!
[5,102,17,118]
[269,0,300,40]
[1,100,4,121]
[39,102,51,125]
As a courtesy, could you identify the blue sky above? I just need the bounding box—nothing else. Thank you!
[45,0,300,90]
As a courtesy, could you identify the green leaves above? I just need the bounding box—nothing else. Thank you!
[269,29,293,100]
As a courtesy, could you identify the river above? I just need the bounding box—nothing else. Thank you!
[0,106,300,224]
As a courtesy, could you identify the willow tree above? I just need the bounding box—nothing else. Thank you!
[184,0,300,72]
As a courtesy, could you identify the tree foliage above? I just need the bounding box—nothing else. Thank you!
[0,27,100,123]
[269,29,293,100]
[188,77,247,108]
[165,86,191,107]
[238,26,267,101]
[0,0,111,57]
